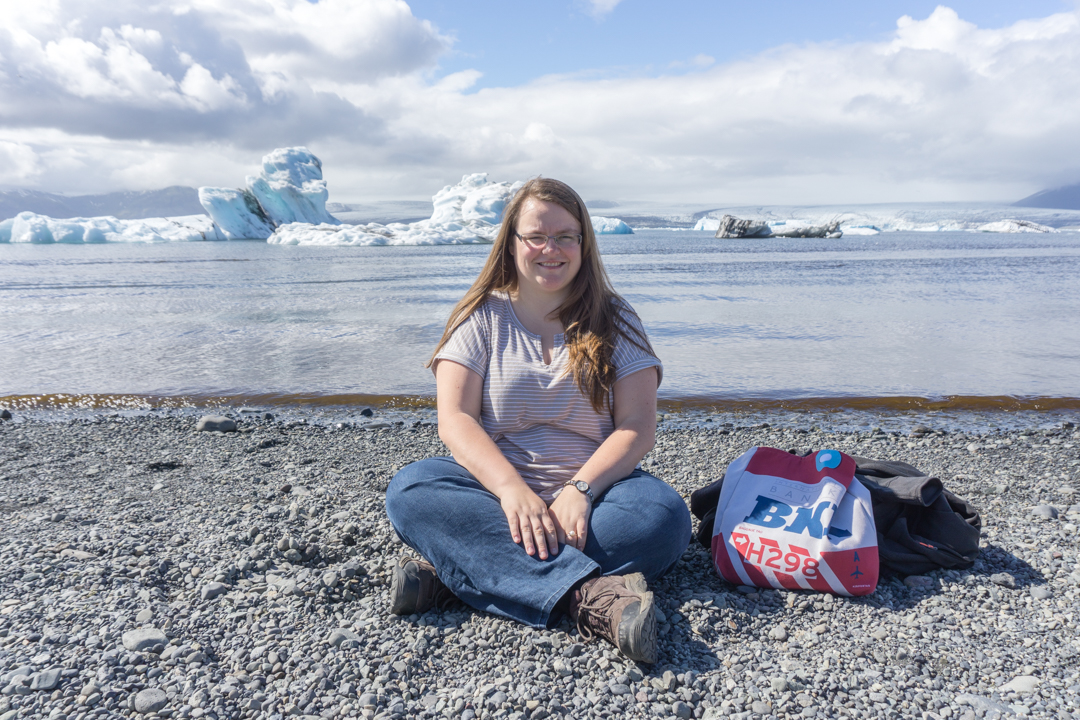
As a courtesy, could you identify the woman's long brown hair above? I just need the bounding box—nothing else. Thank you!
[427,177,655,413]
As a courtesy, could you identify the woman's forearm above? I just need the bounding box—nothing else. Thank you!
[568,366,658,498]
[437,410,532,498]
[568,422,654,495]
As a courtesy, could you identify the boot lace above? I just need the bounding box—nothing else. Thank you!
[575,584,621,641]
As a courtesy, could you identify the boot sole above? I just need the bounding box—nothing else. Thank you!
[618,573,657,664]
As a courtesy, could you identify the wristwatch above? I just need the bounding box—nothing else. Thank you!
[563,480,595,504]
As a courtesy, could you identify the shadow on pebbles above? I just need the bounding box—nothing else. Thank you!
[0,414,1078,720]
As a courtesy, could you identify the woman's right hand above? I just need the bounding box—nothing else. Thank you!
[499,485,559,559]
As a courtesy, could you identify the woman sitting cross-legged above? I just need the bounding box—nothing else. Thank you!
[384,177,691,663]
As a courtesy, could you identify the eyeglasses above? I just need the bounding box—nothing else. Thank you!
[515,232,582,249]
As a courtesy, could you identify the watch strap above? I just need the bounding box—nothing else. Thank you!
[564,480,594,503]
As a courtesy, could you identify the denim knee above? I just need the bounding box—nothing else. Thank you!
[384,458,448,545]
[635,476,693,576]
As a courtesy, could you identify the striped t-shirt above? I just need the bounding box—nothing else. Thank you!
[433,293,663,502]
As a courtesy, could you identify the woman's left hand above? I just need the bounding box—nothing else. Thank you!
[549,486,592,551]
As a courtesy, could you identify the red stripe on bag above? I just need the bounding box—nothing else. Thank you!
[772,571,802,590]
[712,533,742,585]
[729,532,774,588]
[804,571,835,594]
[745,447,856,487]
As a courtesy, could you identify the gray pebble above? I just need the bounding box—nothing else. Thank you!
[1030,586,1052,600]
[0,667,33,686]
[136,609,154,623]
[1031,504,1059,519]
[903,575,934,589]
[768,625,789,641]
[134,688,169,714]
[956,693,1013,716]
[29,668,62,691]
[196,415,236,432]
[0,409,11,420]
[326,629,360,647]
[990,573,1016,589]
[121,628,167,652]
[200,582,228,600]
[1000,675,1040,693]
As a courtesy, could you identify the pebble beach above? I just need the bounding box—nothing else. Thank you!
[1,412,1078,720]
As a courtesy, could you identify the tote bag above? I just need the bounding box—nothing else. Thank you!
[711,446,878,596]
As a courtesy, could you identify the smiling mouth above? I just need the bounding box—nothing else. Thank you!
[538,261,565,267]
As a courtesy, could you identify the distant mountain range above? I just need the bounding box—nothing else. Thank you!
[0,186,205,221]
[1013,182,1080,210]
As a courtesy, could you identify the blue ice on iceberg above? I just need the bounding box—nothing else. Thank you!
[592,217,633,234]
[0,212,222,243]
[199,147,338,240]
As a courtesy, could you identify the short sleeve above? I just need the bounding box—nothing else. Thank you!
[612,309,663,387]
[432,306,490,380]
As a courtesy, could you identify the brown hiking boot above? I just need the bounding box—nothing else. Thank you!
[575,572,657,664]
[389,555,456,615]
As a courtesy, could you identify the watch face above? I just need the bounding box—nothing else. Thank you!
[575,481,589,492]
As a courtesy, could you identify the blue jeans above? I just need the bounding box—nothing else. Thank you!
[385,457,692,628]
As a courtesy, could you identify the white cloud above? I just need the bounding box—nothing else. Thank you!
[0,141,40,184]
[1,4,1079,204]
[583,0,625,19]
[0,0,447,146]
[309,5,1080,203]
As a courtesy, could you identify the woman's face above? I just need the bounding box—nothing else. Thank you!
[510,198,583,300]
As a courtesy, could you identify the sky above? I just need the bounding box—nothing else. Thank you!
[1,0,1079,206]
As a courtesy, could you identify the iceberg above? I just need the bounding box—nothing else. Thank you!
[840,225,881,236]
[199,147,338,240]
[710,215,772,238]
[975,219,1055,233]
[766,219,842,239]
[689,206,1075,235]
[591,217,633,234]
[705,214,841,239]
[268,173,525,246]
[0,211,223,243]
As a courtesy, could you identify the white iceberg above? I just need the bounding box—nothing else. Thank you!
[0,211,223,243]
[975,219,1056,233]
[592,217,633,234]
[199,147,338,240]
[268,173,525,246]
[839,225,881,236]
[688,204,1077,235]
[197,187,275,240]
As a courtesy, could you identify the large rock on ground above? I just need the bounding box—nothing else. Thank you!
[196,416,237,432]
[122,628,167,652]
[134,688,169,713]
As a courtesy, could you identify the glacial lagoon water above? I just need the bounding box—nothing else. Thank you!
[2,230,1079,429]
